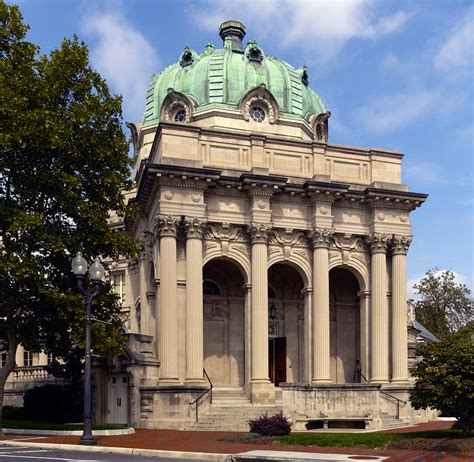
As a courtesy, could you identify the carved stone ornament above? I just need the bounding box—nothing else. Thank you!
[331,233,365,252]
[247,222,272,244]
[157,215,180,238]
[311,111,331,142]
[206,223,246,242]
[391,234,412,255]
[269,228,307,247]
[184,217,208,239]
[308,227,334,249]
[365,233,390,254]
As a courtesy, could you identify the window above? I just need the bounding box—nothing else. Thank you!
[203,280,221,296]
[23,350,33,367]
[248,49,262,63]
[174,109,186,123]
[250,106,266,123]
[113,272,126,304]
[0,352,6,368]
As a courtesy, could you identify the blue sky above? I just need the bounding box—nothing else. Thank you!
[16,0,473,294]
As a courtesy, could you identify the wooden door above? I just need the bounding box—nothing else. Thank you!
[268,337,287,386]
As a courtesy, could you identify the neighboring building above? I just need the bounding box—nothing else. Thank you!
[5,20,437,430]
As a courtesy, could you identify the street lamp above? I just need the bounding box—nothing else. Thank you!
[71,252,105,446]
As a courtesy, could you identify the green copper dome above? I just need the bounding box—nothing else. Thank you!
[142,20,326,126]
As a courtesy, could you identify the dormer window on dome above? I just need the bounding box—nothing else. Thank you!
[159,89,195,123]
[245,40,264,64]
[174,109,186,123]
[179,46,195,67]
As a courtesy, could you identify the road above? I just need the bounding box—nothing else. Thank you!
[0,445,211,462]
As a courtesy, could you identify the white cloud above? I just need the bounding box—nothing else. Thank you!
[82,11,159,122]
[190,0,410,61]
[434,6,474,74]
[355,90,438,133]
[408,270,471,300]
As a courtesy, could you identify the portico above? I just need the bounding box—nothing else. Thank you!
[106,19,435,430]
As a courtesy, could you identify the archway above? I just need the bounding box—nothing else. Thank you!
[329,267,361,383]
[202,258,245,387]
[267,263,305,385]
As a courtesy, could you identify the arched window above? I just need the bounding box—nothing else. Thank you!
[203,280,221,296]
[250,106,266,123]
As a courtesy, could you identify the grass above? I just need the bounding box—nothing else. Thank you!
[278,430,467,449]
[2,420,127,431]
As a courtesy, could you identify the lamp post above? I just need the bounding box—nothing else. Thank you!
[71,252,105,446]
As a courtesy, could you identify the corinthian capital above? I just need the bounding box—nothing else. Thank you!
[365,233,390,254]
[391,235,412,255]
[308,227,334,249]
[247,222,272,244]
[157,215,180,238]
[184,217,207,239]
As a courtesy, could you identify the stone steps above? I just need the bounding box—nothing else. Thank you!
[191,402,283,431]
[380,412,408,429]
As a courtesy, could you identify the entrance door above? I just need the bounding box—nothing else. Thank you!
[107,374,128,425]
[269,337,286,386]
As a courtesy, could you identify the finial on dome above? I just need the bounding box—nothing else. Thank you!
[219,19,246,52]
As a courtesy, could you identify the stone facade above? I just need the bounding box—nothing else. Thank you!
[3,20,436,430]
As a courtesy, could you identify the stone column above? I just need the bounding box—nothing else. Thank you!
[391,235,412,382]
[158,215,180,384]
[366,233,390,383]
[309,228,333,383]
[184,217,207,383]
[248,223,271,383]
[247,223,274,404]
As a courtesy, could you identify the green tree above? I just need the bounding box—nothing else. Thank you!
[410,322,474,436]
[0,1,137,435]
[410,269,473,339]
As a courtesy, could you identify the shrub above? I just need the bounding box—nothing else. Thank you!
[248,412,292,436]
[23,384,83,423]
[2,405,26,420]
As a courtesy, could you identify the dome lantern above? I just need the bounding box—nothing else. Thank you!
[218,19,246,52]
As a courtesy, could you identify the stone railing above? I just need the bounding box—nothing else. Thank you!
[12,366,52,382]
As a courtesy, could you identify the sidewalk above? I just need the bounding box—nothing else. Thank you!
[4,420,473,461]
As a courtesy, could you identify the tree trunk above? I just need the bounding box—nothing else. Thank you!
[0,337,18,440]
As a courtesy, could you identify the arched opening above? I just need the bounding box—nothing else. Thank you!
[202,258,245,387]
[268,263,305,386]
[329,268,361,383]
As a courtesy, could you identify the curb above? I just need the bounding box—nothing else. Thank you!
[0,440,231,461]
[3,427,135,436]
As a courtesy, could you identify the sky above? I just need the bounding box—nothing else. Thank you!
[15,0,474,295]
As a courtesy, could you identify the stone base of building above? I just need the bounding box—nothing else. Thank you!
[280,382,438,431]
[246,381,276,405]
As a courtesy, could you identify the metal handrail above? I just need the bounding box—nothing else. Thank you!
[189,368,213,422]
[358,370,406,419]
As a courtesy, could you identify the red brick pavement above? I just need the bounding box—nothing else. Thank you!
[9,420,473,462]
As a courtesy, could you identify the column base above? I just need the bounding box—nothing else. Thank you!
[311,378,331,384]
[158,377,180,386]
[184,377,207,386]
[247,381,275,405]
[370,377,389,383]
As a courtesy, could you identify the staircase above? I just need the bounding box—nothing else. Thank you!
[380,412,408,429]
[190,387,282,431]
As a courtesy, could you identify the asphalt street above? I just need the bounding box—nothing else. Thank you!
[0,445,209,462]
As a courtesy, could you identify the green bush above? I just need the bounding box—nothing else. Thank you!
[2,405,25,420]
[248,412,292,436]
[23,384,83,423]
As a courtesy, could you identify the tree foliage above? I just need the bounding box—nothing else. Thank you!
[411,269,473,339]
[410,322,474,436]
[0,1,137,434]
